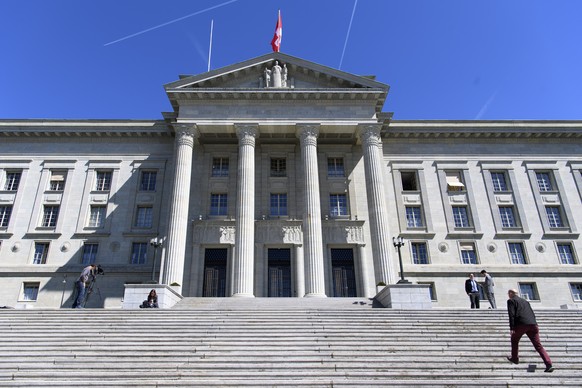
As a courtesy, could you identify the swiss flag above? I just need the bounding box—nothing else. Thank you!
[270,10,282,52]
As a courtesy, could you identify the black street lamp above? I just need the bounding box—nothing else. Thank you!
[392,236,411,284]
[150,237,163,283]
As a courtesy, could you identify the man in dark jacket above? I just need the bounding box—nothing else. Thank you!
[506,289,554,372]
[464,273,480,308]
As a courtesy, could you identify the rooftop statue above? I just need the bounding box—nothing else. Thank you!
[261,61,293,88]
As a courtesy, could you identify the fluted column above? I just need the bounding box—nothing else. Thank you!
[232,124,259,297]
[358,124,394,284]
[161,124,199,293]
[296,124,326,297]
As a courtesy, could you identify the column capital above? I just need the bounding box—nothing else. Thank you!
[357,123,383,143]
[174,124,200,147]
[235,123,260,140]
[296,124,320,145]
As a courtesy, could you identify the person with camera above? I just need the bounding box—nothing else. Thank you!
[72,264,97,309]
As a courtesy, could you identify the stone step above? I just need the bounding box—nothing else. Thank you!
[1,307,580,387]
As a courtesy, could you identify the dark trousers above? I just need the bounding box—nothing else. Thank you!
[468,292,480,308]
[511,324,552,366]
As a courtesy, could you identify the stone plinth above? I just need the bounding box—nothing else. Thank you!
[123,284,183,309]
[375,284,432,309]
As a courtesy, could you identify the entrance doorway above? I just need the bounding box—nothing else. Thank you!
[268,248,291,297]
[203,248,227,297]
[331,248,357,297]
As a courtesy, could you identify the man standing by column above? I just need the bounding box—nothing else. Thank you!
[480,270,496,309]
[506,289,554,373]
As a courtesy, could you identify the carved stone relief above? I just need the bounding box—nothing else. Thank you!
[219,226,236,244]
[282,225,302,244]
[345,226,364,244]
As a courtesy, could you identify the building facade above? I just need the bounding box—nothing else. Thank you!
[1,53,581,308]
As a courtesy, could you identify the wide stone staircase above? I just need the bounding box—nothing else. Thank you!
[1,297,581,387]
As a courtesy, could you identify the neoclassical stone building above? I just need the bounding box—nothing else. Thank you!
[1,53,581,308]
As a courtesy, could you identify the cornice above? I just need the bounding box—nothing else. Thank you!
[383,120,582,139]
[0,120,172,138]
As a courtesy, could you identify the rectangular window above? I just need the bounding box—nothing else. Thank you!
[557,243,576,265]
[0,205,12,227]
[460,242,478,264]
[545,206,564,228]
[509,242,527,264]
[210,193,228,216]
[405,206,423,228]
[446,171,465,191]
[570,283,582,302]
[42,205,59,227]
[411,242,429,264]
[452,206,470,228]
[4,171,22,191]
[49,170,67,191]
[139,171,157,191]
[328,158,345,177]
[401,171,418,191]
[135,206,153,228]
[329,194,348,217]
[88,206,106,228]
[270,193,288,216]
[418,282,437,301]
[536,172,553,192]
[270,158,286,177]
[499,206,517,228]
[130,242,148,265]
[22,282,40,301]
[95,171,112,191]
[211,158,229,177]
[491,172,508,192]
[82,243,98,265]
[33,242,49,264]
[519,283,539,301]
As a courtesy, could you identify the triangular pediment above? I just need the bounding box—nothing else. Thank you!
[164,52,389,91]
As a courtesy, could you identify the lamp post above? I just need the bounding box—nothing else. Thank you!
[392,236,411,284]
[150,237,163,283]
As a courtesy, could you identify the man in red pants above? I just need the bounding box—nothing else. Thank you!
[506,289,554,372]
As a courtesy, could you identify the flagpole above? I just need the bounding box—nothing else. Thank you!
[208,19,214,72]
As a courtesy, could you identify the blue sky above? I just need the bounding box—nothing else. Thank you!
[2,0,581,120]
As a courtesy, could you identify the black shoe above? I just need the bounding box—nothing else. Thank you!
[544,365,554,373]
[506,356,519,364]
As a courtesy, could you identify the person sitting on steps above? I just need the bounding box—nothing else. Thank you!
[140,289,158,308]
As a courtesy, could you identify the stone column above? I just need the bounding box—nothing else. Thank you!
[232,124,259,297]
[294,244,305,298]
[357,244,372,298]
[296,124,326,297]
[161,124,199,293]
[358,124,394,284]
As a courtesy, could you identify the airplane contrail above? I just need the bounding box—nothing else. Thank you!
[475,90,498,120]
[339,0,358,70]
[104,0,239,46]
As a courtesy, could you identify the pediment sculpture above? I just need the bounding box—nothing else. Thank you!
[260,61,294,88]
